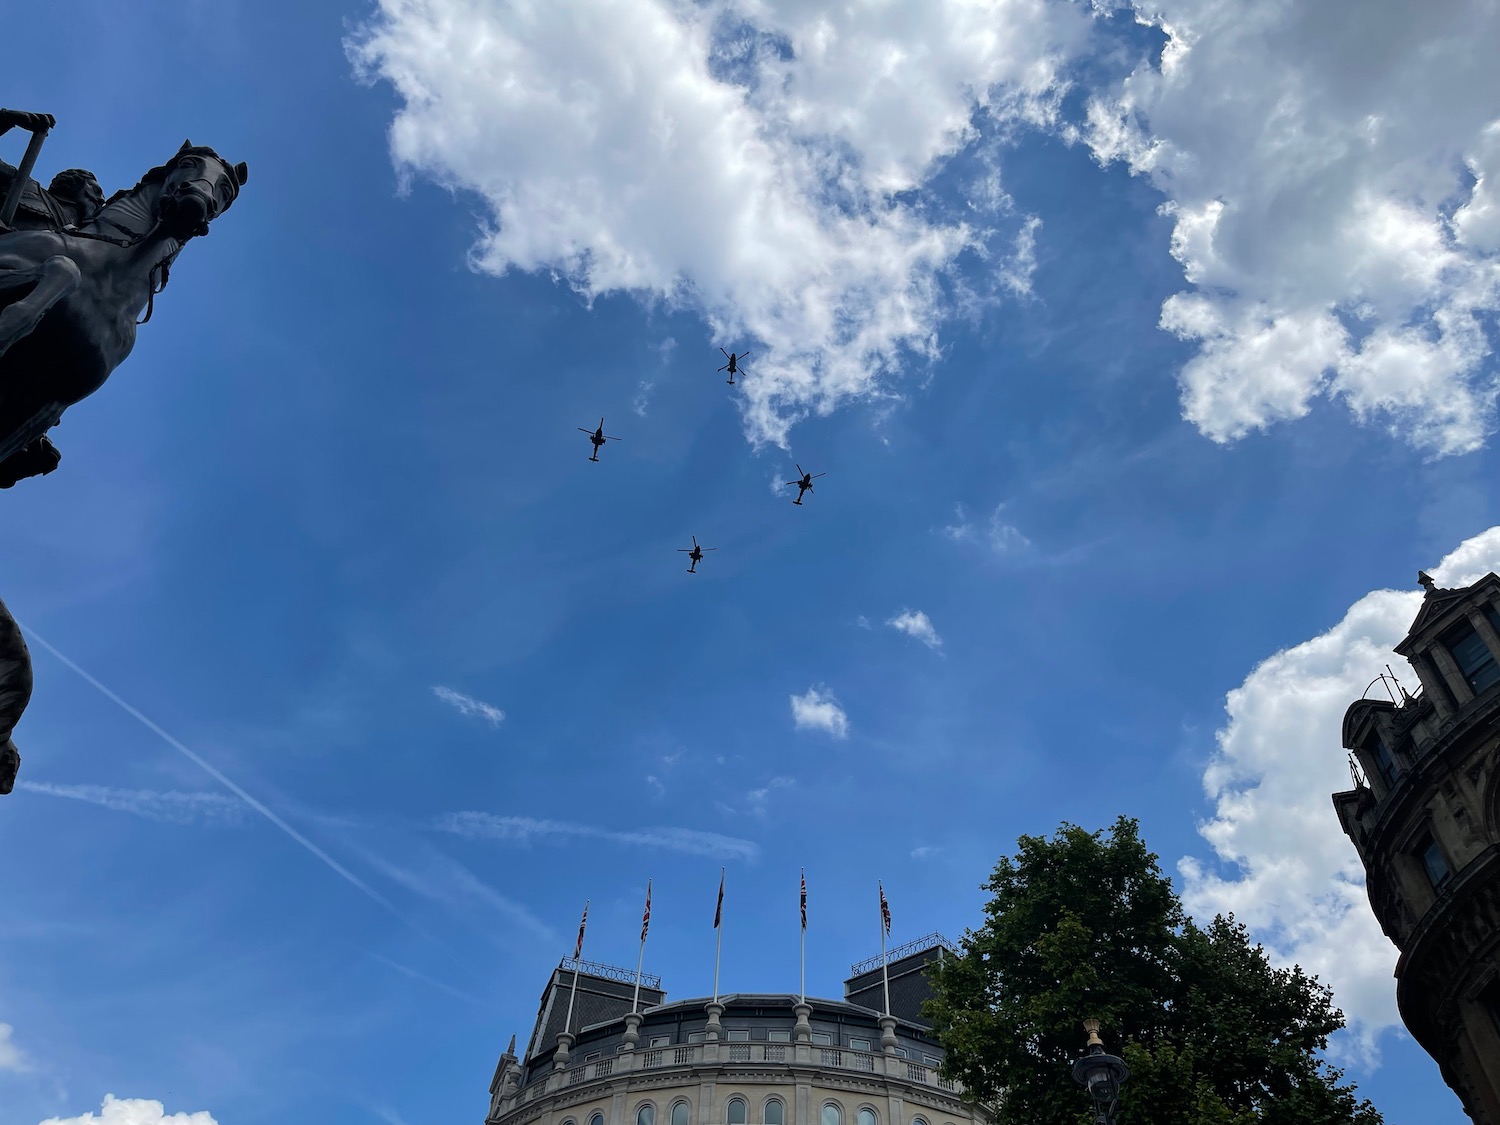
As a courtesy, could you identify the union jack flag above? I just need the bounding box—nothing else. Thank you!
[714,869,725,929]
[800,869,807,932]
[879,882,890,936]
[574,900,589,959]
[641,879,653,943]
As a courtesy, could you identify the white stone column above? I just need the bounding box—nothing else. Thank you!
[793,1003,812,1066]
[1468,607,1500,667]
[1431,644,1477,705]
[1411,652,1458,719]
[705,1001,725,1064]
[623,1013,642,1051]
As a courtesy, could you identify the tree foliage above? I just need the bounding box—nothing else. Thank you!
[922,817,1382,1125]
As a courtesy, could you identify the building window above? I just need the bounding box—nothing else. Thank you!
[1366,735,1400,789]
[1420,834,1453,893]
[1482,977,1500,1039]
[821,1104,842,1125]
[1445,623,1500,693]
[727,1099,747,1125]
[923,1055,941,1067]
[727,1029,750,1042]
[591,1114,605,1125]
[584,1053,600,1063]
[812,1032,833,1045]
[672,1103,690,1125]
[687,1031,706,1044]
[767,1029,790,1043]
[892,1047,908,1058]
[649,1036,671,1048]
[764,1100,785,1125]
[849,1037,872,1052]
[638,1108,656,1125]
[858,1110,877,1125]
[912,1118,929,1125]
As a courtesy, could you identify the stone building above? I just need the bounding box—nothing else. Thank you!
[484,935,991,1125]
[1332,571,1500,1124]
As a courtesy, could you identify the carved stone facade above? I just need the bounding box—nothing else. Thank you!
[1332,572,1500,1125]
[486,940,990,1125]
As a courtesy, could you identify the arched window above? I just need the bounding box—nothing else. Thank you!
[638,1105,656,1125]
[727,1098,747,1125]
[672,1103,690,1125]
[821,1104,843,1125]
[911,1117,928,1125]
[764,1100,784,1125]
[858,1110,876,1125]
[591,1114,605,1125]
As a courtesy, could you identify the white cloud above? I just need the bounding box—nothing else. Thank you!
[855,615,872,629]
[346,0,1090,447]
[887,608,943,649]
[745,776,795,816]
[358,844,555,944]
[432,685,506,727]
[0,1022,28,1073]
[1080,0,1500,456]
[16,782,247,827]
[437,811,759,860]
[790,685,849,739]
[40,1095,218,1125]
[910,845,941,860]
[1180,525,1500,1069]
[940,503,1031,554]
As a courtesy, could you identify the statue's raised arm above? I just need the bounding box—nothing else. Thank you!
[0,109,104,233]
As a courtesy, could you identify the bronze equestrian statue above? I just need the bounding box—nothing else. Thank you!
[0,110,247,793]
[0,108,247,487]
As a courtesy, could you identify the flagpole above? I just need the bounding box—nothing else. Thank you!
[799,867,807,1006]
[879,884,891,1017]
[565,899,588,1035]
[712,867,725,1005]
[632,879,651,1013]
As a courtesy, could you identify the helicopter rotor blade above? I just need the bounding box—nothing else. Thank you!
[719,347,731,359]
[811,473,826,479]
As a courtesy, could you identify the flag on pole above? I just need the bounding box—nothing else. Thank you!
[800,869,807,931]
[574,900,589,959]
[879,882,891,936]
[641,879,653,942]
[714,869,725,928]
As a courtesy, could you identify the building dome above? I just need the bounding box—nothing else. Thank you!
[486,936,990,1125]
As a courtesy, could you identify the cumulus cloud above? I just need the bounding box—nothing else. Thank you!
[887,608,944,649]
[432,685,506,726]
[437,811,759,860]
[1180,525,1500,1068]
[16,782,247,827]
[790,685,849,739]
[346,0,1091,446]
[40,1095,218,1125]
[1080,0,1500,456]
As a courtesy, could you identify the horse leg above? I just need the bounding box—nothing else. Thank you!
[0,255,81,361]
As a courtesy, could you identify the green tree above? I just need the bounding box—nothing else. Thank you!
[922,817,1382,1125]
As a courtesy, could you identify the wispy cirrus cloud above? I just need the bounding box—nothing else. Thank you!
[436,811,759,861]
[790,686,849,740]
[886,608,943,650]
[910,845,942,860]
[358,842,556,944]
[0,1022,28,1074]
[940,503,1030,555]
[432,685,506,727]
[17,781,249,827]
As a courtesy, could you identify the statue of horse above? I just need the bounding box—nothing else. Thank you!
[0,593,31,795]
[0,140,248,484]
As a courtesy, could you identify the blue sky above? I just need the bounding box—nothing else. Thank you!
[3,1,1499,1123]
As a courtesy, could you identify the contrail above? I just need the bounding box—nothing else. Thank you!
[20,623,400,914]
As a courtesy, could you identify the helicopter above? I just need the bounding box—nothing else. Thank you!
[577,418,621,462]
[785,464,826,505]
[716,348,749,385]
[677,535,717,573]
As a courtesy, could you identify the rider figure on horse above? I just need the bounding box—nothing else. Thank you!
[0,109,109,485]
[0,109,105,232]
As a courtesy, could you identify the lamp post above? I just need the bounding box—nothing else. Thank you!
[1071,1018,1129,1125]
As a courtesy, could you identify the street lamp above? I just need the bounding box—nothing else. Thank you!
[1072,1018,1129,1125]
